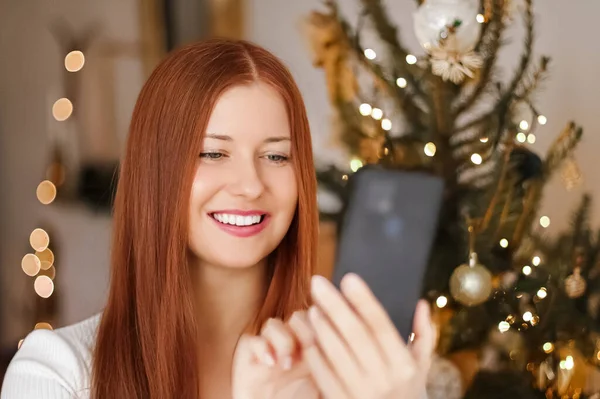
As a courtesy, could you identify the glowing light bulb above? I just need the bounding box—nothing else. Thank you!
[364,49,376,60]
[29,228,49,252]
[381,118,392,131]
[476,14,485,23]
[540,216,551,228]
[523,311,533,322]
[532,256,541,266]
[34,322,53,330]
[537,287,547,299]
[480,137,489,143]
[396,77,407,88]
[436,295,448,308]
[406,54,417,65]
[471,153,482,165]
[527,134,536,144]
[538,115,547,125]
[424,142,436,157]
[522,265,532,276]
[36,180,57,205]
[21,254,41,277]
[52,98,73,121]
[498,321,510,333]
[64,50,85,72]
[519,120,529,130]
[516,132,527,143]
[34,276,54,298]
[564,356,574,370]
[543,342,554,353]
[359,103,372,116]
[350,158,363,172]
[371,108,383,120]
[500,238,509,248]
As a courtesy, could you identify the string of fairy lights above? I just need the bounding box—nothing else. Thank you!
[17,50,85,348]
[348,13,572,369]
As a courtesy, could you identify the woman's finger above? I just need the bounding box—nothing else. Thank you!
[339,273,412,366]
[410,300,435,370]
[261,318,298,370]
[310,275,388,373]
[288,310,349,399]
[235,334,274,367]
[308,306,369,399]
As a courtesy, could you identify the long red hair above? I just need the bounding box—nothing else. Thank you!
[92,38,318,398]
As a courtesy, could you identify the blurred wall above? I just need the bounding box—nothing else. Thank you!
[0,0,143,346]
[1,0,600,348]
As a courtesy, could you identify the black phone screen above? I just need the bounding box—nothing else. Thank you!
[331,166,444,341]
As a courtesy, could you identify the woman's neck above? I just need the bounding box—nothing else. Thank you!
[191,259,268,344]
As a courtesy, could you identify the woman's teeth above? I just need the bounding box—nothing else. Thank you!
[212,213,263,226]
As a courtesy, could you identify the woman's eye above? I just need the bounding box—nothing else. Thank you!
[266,154,289,163]
[200,152,224,160]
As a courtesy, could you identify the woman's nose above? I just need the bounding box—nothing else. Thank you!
[226,158,266,200]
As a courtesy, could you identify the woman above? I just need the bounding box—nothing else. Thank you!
[2,38,433,399]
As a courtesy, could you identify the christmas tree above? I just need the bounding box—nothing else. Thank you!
[304,0,597,397]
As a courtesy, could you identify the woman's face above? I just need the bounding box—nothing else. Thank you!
[188,82,298,270]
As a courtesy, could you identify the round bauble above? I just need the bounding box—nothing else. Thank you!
[450,253,493,306]
[413,0,481,53]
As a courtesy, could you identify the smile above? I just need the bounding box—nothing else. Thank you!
[211,212,265,226]
[209,211,270,238]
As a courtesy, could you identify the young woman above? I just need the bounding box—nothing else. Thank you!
[2,38,434,399]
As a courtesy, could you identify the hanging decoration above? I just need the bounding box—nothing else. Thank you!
[450,221,493,306]
[413,0,483,83]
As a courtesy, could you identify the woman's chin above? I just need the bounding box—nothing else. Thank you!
[209,254,269,271]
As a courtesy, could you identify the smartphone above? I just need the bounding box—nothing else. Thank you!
[331,165,444,341]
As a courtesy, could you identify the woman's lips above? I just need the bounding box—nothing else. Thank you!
[209,211,270,238]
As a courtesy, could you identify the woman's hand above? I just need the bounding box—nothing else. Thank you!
[231,316,319,399]
[289,274,434,399]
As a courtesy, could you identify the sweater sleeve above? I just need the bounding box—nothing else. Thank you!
[1,329,89,399]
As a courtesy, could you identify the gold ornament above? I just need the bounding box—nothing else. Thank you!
[561,156,582,191]
[450,252,493,306]
[565,267,586,298]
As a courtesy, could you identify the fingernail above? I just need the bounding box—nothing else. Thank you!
[263,353,275,367]
[311,275,328,295]
[281,356,292,370]
[341,273,362,291]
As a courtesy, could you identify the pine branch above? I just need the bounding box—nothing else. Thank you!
[350,40,428,129]
[514,56,551,100]
[543,122,583,178]
[329,1,428,130]
[359,0,429,100]
[453,0,534,139]
[570,194,592,251]
[431,76,455,137]
[503,0,535,101]
[512,179,543,247]
[481,142,513,230]
[454,0,506,116]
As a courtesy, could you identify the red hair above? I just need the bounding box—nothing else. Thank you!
[92,38,318,398]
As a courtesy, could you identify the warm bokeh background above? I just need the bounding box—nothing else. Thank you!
[2,0,600,390]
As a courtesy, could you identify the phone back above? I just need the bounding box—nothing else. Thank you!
[332,166,444,341]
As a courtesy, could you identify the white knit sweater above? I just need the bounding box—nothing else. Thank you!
[1,314,100,399]
[2,315,432,399]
